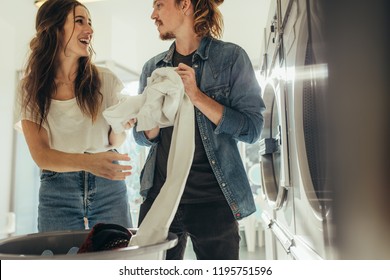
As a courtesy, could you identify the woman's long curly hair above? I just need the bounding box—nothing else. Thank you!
[21,0,102,128]
[176,0,224,38]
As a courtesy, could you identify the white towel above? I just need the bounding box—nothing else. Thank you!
[103,67,195,246]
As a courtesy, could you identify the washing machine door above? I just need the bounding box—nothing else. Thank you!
[294,0,330,219]
[259,78,290,210]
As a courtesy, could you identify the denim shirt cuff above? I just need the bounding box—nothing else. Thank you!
[133,128,159,146]
[215,106,244,138]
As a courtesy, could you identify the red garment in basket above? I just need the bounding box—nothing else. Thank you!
[77,223,132,253]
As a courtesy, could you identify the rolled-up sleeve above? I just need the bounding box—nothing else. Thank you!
[214,46,265,144]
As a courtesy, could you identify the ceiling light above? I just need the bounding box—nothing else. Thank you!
[34,0,106,8]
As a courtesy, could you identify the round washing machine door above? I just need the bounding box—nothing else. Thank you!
[293,0,331,219]
[259,79,290,210]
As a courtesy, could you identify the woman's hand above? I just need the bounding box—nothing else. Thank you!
[22,120,132,181]
[109,118,137,147]
[86,151,132,181]
[123,118,137,130]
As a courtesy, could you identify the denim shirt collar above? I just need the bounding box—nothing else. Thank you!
[158,36,213,66]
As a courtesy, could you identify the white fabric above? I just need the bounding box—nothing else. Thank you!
[103,68,183,134]
[103,67,195,246]
[17,66,123,153]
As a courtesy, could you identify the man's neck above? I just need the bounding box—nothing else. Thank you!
[174,35,202,56]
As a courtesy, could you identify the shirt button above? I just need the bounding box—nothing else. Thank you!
[203,136,207,140]
[222,183,226,187]
[193,64,199,68]
[211,160,216,164]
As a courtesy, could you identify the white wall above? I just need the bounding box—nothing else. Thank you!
[87,0,269,75]
[220,0,268,65]
[0,17,15,238]
[0,2,38,237]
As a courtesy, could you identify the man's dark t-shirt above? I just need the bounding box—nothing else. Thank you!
[149,50,225,204]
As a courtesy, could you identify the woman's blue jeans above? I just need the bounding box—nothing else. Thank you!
[138,199,240,260]
[38,170,132,232]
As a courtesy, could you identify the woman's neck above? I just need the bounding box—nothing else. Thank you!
[55,56,79,83]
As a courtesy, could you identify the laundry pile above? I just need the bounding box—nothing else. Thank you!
[77,223,132,253]
[39,223,132,255]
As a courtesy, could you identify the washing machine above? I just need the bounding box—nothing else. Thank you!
[285,0,333,259]
[259,0,292,260]
[259,0,334,260]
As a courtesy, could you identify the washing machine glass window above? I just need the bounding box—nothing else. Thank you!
[299,36,330,216]
[259,82,287,210]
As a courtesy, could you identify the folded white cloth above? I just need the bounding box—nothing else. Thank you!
[103,67,195,247]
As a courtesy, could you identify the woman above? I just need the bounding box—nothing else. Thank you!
[19,0,133,232]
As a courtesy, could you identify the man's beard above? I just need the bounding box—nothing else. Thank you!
[160,32,176,40]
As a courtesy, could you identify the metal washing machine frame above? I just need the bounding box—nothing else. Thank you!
[259,0,334,260]
[259,0,292,260]
[287,0,334,260]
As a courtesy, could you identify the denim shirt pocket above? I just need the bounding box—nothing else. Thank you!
[204,85,231,106]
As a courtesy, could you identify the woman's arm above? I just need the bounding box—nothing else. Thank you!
[108,129,127,148]
[108,118,138,147]
[22,120,132,180]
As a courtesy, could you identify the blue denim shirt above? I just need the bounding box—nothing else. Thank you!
[133,36,265,220]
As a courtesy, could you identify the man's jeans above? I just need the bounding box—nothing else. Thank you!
[139,199,240,260]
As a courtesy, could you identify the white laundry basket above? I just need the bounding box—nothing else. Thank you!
[0,229,177,260]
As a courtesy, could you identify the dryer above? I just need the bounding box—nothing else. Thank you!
[286,0,334,260]
[259,0,292,260]
[259,0,334,260]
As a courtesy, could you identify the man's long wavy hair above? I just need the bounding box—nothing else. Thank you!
[21,0,102,128]
[176,0,224,38]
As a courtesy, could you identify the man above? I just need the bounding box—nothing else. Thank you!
[134,0,265,260]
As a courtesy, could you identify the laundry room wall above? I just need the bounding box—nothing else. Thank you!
[0,2,42,238]
[0,17,16,239]
[86,0,270,78]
